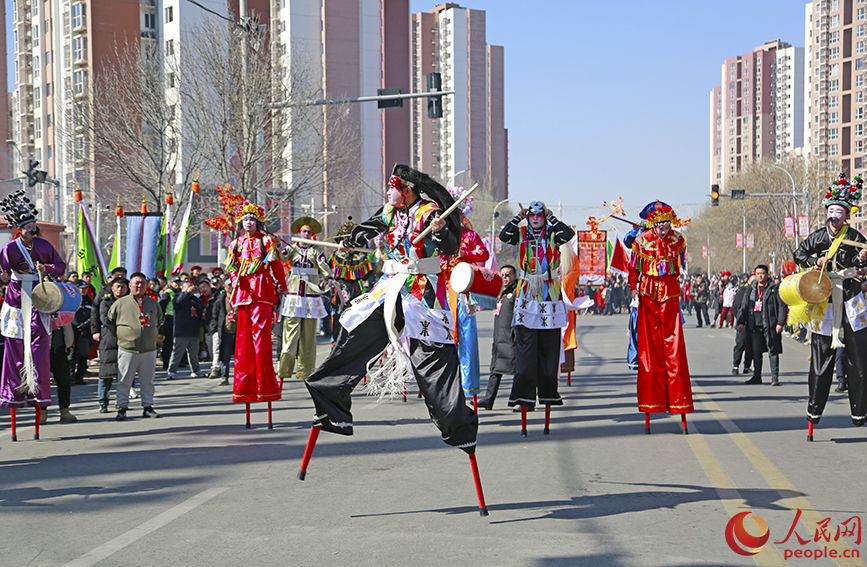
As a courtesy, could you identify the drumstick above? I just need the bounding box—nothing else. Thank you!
[412,183,479,245]
[841,239,867,249]
[290,237,369,254]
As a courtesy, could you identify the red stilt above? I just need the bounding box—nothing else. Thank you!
[10,408,17,442]
[473,395,478,413]
[245,402,251,429]
[403,383,407,403]
[298,425,321,480]
[567,372,571,387]
[521,406,527,437]
[363,374,367,385]
[34,406,41,440]
[418,389,422,399]
[644,413,651,435]
[681,413,688,435]
[279,377,284,391]
[468,453,489,517]
[807,421,814,442]
[544,406,551,435]
[267,401,273,430]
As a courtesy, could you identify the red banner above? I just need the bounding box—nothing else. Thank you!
[746,232,754,250]
[798,215,809,237]
[701,245,708,258]
[576,230,607,284]
[736,232,744,250]
[784,216,795,240]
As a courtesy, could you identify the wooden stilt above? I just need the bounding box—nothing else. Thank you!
[567,372,571,387]
[34,406,40,440]
[267,401,273,430]
[245,402,251,429]
[681,413,688,435]
[807,421,814,442]
[10,408,17,442]
[521,406,527,437]
[298,425,321,480]
[473,395,478,413]
[544,406,551,435]
[645,413,651,435]
[468,453,489,517]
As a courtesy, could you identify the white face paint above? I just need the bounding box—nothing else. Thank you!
[387,185,406,207]
[528,212,546,229]
[242,215,258,233]
[827,204,849,227]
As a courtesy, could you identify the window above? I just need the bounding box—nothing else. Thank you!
[859,58,867,71]
[166,39,174,55]
[165,6,173,22]
[830,145,839,156]
[73,69,87,95]
[34,87,40,108]
[199,227,218,256]
[857,107,866,120]
[831,47,840,59]
[33,56,39,78]
[860,24,867,37]
[71,3,84,29]
[830,112,839,124]
[830,95,839,108]
[860,7,867,20]
[832,14,840,27]
[144,13,156,29]
[831,63,840,75]
[831,79,840,92]
[830,128,839,140]
[33,25,39,48]
[167,72,175,88]
[73,36,86,62]
[35,117,41,138]
[833,0,840,9]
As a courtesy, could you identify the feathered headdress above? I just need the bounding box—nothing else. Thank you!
[824,173,862,213]
[1,189,39,227]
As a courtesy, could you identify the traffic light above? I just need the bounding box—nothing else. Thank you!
[427,72,443,119]
[711,184,720,206]
[377,88,403,109]
[731,189,745,200]
[23,159,47,187]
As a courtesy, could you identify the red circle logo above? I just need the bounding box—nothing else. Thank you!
[725,511,770,556]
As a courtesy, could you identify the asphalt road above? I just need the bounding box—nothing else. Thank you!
[1,312,865,567]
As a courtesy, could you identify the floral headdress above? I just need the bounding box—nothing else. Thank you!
[233,201,266,223]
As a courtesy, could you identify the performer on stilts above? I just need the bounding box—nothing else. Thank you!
[499,201,575,437]
[224,201,288,429]
[0,190,66,441]
[792,174,867,440]
[277,217,331,384]
[298,164,488,516]
[440,186,489,407]
[628,201,693,434]
[327,218,377,343]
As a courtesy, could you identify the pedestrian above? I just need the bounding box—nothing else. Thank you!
[96,277,128,412]
[628,200,693,434]
[201,278,226,379]
[731,274,754,375]
[793,174,867,437]
[106,272,164,420]
[693,274,710,327]
[48,318,77,423]
[218,282,236,386]
[738,265,786,386]
[167,281,205,380]
[71,280,94,385]
[158,276,180,371]
[719,272,736,327]
[477,265,518,410]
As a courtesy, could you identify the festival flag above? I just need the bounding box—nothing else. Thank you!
[172,177,199,274]
[75,189,108,291]
[125,197,162,278]
[608,237,630,275]
[108,200,124,272]
[155,188,173,276]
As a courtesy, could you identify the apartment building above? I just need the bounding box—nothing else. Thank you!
[411,3,507,199]
[710,40,803,189]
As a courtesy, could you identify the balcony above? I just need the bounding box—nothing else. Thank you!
[141,29,157,40]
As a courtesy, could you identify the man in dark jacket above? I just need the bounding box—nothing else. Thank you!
[159,276,180,371]
[167,281,205,379]
[71,280,94,385]
[731,275,754,375]
[738,265,786,386]
[96,277,129,412]
[693,274,710,327]
[478,265,518,410]
[201,279,227,378]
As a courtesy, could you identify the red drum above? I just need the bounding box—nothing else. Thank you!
[450,263,502,297]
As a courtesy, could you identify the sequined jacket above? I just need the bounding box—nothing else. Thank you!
[628,230,686,302]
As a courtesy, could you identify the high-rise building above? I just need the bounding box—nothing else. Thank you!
[411,3,507,199]
[710,40,803,189]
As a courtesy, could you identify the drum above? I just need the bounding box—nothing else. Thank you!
[779,270,832,306]
[31,281,82,314]
[450,263,502,297]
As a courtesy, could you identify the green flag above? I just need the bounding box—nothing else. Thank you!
[155,205,172,276]
[171,195,193,274]
[77,203,108,291]
[108,216,122,272]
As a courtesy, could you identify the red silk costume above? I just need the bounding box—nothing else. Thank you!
[228,231,288,403]
[628,230,694,414]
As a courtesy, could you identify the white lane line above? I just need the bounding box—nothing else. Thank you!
[62,487,229,567]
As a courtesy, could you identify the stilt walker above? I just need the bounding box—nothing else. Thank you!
[499,201,575,435]
[440,186,488,403]
[221,200,288,428]
[0,191,66,440]
[298,164,488,516]
[277,217,332,383]
[791,174,867,440]
[628,201,693,434]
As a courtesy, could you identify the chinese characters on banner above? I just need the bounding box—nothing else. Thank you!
[702,245,708,258]
[798,215,810,237]
[736,232,744,250]
[576,230,607,284]
[784,216,796,240]
[746,232,754,250]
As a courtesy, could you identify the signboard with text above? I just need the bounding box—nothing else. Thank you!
[576,230,607,284]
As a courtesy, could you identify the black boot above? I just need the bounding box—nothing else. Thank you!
[477,374,502,410]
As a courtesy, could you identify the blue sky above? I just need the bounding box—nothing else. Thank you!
[7,1,807,224]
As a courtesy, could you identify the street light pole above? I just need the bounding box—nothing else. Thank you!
[768,164,799,243]
[491,198,510,247]
[741,200,747,274]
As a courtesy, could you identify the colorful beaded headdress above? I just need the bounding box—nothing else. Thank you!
[824,173,862,213]
[639,200,679,227]
[447,187,474,216]
[233,201,266,223]
[1,189,39,227]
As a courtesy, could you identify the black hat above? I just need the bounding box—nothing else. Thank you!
[0,189,39,227]
[75,280,90,289]
[112,277,130,285]
[390,164,460,241]
[169,275,181,283]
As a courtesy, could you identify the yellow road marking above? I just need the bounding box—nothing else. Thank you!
[691,384,866,567]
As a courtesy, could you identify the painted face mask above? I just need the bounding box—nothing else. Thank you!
[653,221,672,237]
[827,205,848,228]
[242,215,258,232]
[387,176,410,208]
